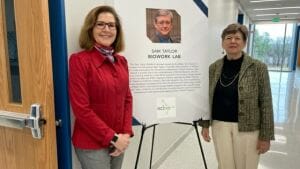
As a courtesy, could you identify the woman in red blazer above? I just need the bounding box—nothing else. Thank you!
[68,5,133,169]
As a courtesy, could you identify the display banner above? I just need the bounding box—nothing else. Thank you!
[114,0,210,125]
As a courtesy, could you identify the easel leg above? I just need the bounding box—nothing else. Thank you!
[134,124,157,169]
[193,121,208,169]
[134,122,208,169]
[149,124,156,169]
[134,124,146,169]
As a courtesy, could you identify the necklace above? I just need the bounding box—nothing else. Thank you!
[221,72,237,79]
[219,72,239,87]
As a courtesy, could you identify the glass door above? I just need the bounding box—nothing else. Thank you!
[250,23,297,71]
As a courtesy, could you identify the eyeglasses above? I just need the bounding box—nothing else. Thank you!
[224,35,243,42]
[95,21,116,30]
[156,21,171,26]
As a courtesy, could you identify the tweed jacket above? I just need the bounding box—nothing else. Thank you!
[200,53,275,141]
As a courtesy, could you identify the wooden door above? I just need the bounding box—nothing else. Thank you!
[0,0,58,169]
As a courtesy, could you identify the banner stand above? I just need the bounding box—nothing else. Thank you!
[134,121,208,169]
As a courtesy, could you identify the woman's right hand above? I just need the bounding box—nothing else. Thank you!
[201,127,211,142]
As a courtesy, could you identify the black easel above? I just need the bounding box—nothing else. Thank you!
[134,121,208,169]
[134,123,157,169]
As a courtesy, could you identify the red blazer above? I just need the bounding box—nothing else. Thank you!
[69,49,133,149]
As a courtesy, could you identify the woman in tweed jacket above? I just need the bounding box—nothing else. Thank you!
[200,23,274,169]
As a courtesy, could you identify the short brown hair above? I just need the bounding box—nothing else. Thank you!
[221,23,248,42]
[79,6,124,52]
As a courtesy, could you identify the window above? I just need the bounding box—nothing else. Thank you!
[250,23,297,71]
[4,0,22,103]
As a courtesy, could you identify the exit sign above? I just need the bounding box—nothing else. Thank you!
[272,17,280,22]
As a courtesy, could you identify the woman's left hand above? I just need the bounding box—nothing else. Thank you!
[110,148,123,157]
[256,140,270,154]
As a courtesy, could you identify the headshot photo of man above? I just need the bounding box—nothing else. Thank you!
[147,8,181,43]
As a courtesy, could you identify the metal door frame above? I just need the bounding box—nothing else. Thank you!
[49,1,72,169]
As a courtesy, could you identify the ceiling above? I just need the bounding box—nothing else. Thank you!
[237,0,300,23]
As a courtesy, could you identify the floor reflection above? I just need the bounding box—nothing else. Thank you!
[259,69,300,169]
[270,71,298,123]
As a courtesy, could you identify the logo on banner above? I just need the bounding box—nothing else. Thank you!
[156,97,176,118]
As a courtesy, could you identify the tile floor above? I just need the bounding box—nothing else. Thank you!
[156,69,300,169]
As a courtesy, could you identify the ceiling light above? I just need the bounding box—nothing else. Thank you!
[256,17,297,21]
[280,17,297,20]
[250,0,282,3]
[279,13,300,15]
[256,14,277,16]
[256,13,300,16]
[254,7,300,11]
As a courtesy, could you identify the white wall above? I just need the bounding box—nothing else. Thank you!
[207,0,239,62]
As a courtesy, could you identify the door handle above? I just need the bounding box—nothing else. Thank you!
[0,104,46,139]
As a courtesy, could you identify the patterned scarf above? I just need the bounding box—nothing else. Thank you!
[94,44,115,63]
